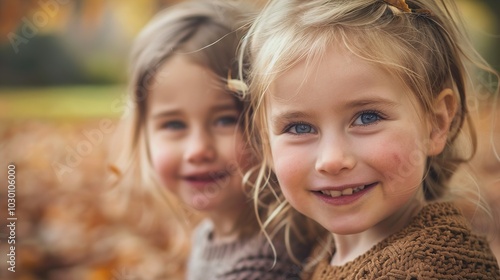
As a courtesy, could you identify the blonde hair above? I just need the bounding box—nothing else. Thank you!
[106,0,255,268]
[239,0,499,265]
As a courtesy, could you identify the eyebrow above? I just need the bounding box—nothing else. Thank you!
[271,97,398,122]
[211,103,240,112]
[153,110,182,119]
[345,97,399,109]
[271,111,310,122]
[152,103,239,119]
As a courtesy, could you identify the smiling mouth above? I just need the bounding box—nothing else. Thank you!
[317,183,377,198]
[184,172,228,182]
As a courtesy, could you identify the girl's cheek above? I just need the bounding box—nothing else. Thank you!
[271,143,309,185]
[150,142,179,191]
[234,135,253,171]
[376,141,427,191]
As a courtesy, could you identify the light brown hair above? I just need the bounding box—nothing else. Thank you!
[107,0,255,270]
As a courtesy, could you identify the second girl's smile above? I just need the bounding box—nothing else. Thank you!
[147,55,248,213]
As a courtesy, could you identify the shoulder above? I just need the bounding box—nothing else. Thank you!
[187,220,213,274]
[191,219,213,242]
[399,202,494,257]
[219,234,304,280]
[379,202,500,279]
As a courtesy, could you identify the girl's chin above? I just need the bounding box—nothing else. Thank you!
[320,220,372,236]
[185,196,220,212]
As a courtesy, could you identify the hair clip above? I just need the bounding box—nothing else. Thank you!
[227,69,248,93]
[383,0,411,13]
[383,0,432,16]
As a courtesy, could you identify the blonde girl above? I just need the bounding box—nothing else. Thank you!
[111,0,312,279]
[241,0,500,278]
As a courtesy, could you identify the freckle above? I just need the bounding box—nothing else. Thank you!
[392,154,402,165]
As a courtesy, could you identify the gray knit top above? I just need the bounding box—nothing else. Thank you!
[187,219,309,280]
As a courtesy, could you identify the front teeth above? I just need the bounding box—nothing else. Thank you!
[320,185,366,197]
[354,185,366,192]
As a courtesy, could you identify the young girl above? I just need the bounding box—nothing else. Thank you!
[111,0,312,279]
[241,0,500,278]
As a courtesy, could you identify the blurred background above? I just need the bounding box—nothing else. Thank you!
[0,0,499,279]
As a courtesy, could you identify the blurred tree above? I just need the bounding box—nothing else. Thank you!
[0,0,190,86]
[482,0,500,71]
[0,35,87,86]
[0,0,497,86]
[457,0,499,71]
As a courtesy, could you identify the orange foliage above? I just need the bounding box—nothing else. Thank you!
[0,120,188,279]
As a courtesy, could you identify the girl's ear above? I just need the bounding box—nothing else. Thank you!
[428,88,457,156]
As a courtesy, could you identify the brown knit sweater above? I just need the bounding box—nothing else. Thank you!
[309,202,500,279]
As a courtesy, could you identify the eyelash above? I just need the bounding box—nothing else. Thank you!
[159,115,238,131]
[214,115,238,126]
[282,122,316,135]
[352,110,386,126]
[161,120,186,130]
[281,110,385,134]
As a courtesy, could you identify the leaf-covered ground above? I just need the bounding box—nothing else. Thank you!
[1,118,190,279]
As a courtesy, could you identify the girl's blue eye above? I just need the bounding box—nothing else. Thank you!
[353,112,381,126]
[215,116,238,127]
[162,120,186,130]
[286,123,315,134]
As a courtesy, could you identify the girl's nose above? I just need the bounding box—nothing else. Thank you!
[315,136,356,175]
[184,129,216,164]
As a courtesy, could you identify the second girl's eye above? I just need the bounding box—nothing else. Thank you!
[215,116,238,127]
[286,123,316,134]
[352,111,382,126]
[161,120,186,130]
